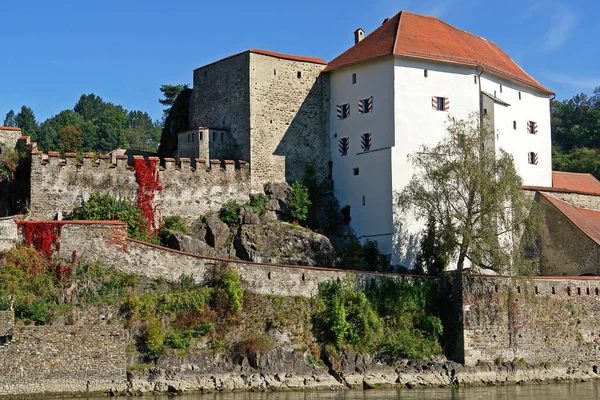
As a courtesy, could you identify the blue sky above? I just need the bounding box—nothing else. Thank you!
[1,0,597,123]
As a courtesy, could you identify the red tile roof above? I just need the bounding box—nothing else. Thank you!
[0,126,21,131]
[523,171,600,196]
[324,11,552,95]
[196,49,326,70]
[541,192,600,246]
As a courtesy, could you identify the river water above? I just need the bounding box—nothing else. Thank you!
[43,381,600,400]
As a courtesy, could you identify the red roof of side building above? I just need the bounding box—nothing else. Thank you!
[0,126,21,131]
[522,171,600,196]
[540,192,600,246]
[196,49,326,70]
[323,11,552,95]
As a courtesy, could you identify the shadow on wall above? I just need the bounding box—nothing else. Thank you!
[272,76,330,185]
[391,211,420,271]
[158,88,193,161]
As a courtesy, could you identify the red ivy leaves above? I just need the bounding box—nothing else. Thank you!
[17,221,62,259]
[133,158,162,234]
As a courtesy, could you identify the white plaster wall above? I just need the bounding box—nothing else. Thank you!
[391,57,480,266]
[480,73,552,187]
[329,58,395,254]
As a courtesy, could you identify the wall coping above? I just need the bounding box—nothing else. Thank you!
[18,220,127,226]
[126,238,434,278]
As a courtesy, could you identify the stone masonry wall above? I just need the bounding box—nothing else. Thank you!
[539,193,600,276]
[549,191,600,211]
[0,310,14,335]
[189,52,250,162]
[249,53,330,191]
[48,221,421,298]
[0,127,21,155]
[0,215,19,251]
[456,271,600,366]
[29,151,250,222]
[0,324,126,396]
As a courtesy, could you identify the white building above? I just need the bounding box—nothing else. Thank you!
[323,11,553,267]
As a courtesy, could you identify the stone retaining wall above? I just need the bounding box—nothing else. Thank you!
[0,324,126,396]
[0,216,18,251]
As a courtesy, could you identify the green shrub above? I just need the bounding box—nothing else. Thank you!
[158,216,191,245]
[72,193,153,242]
[220,269,243,313]
[247,194,269,215]
[289,181,311,222]
[125,288,212,318]
[146,319,165,362]
[313,277,382,350]
[219,201,242,226]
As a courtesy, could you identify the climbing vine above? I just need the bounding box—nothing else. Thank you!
[133,158,162,233]
[17,221,63,259]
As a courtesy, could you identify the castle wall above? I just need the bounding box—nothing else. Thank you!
[0,324,126,396]
[50,221,422,298]
[539,193,600,276]
[189,52,251,162]
[28,151,251,222]
[0,127,21,155]
[249,53,330,191]
[549,191,600,211]
[448,271,600,366]
[0,215,19,251]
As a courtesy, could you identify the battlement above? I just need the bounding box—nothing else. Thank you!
[29,151,252,222]
[30,151,249,175]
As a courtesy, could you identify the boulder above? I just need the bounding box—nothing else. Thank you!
[234,221,335,266]
[264,182,292,215]
[239,207,260,225]
[166,231,212,254]
[203,213,230,249]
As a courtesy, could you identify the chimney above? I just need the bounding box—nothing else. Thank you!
[354,28,365,44]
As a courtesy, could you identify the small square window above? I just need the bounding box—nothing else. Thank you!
[500,84,503,93]
[519,92,522,100]
[362,196,366,206]
[352,73,356,84]
[359,97,373,114]
[274,69,277,75]
[337,104,350,119]
[483,108,488,115]
[199,132,203,140]
[360,132,372,152]
[424,69,428,78]
[528,121,537,134]
[433,96,448,111]
[513,121,517,130]
[528,152,538,165]
[338,137,349,156]
[353,168,359,176]
[297,71,302,78]
[494,90,497,97]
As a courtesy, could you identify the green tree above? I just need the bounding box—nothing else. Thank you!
[413,215,452,276]
[3,110,16,127]
[59,124,83,152]
[35,110,85,151]
[126,110,161,151]
[289,182,311,223]
[159,84,189,118]
[397,114,540,273]
[15,106,38,136]
[74,93,104,120]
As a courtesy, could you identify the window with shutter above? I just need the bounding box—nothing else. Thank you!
[528,121,538,134]
[528,152,538,165]
[337,104,350,119]
[360,133,372,152]
[358,97,373,114]
[432,96,449,111]
[338,137,349,156]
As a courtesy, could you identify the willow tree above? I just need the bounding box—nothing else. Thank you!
[397,114,540,274]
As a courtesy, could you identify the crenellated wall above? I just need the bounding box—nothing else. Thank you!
[28,151,251,222]
[441,271,600,366]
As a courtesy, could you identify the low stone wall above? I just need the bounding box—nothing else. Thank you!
[55,221,419,298]
[0,216,18,251]
[450,271,600,366]
[0,324,126,396]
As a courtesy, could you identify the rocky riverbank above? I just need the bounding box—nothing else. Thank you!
[122,352,600,396]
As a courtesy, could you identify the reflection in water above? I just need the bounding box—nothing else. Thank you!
[41,381,600,400]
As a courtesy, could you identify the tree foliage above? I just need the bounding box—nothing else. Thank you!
[289,182,311,222]
[397,114,540,273]
[15,106,38,136]
[3,110,16,127]
[159,84,189,118]
[413,215,453,276]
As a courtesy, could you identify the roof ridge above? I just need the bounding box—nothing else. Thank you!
[392,11,403,55]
